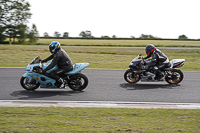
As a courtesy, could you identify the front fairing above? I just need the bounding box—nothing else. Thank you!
[131,55,143,62]
[25,62,58,74]
[25,56,41,73]
[25,63,40,73]
[129,55,142,69]
[129,61,141,68]
[24,63,41,84]
[24,62,57,88]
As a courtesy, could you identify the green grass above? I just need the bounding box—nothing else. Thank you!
[1,45,200,70]
[0,107,200,132]
[10,38,200,47]
[37,38,200,47]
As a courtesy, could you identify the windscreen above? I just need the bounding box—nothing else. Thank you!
[30,56,41,64]
[132,55,142,62]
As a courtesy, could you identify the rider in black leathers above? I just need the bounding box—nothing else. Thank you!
[143,44,171,80]
[40,41,73,87]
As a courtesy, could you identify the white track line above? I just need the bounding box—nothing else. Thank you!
[0,100,200,109]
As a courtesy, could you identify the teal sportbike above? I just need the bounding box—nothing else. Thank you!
[20,56,89,91]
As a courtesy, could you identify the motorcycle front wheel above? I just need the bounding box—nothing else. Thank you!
[68,73,88,91]
[165,69,184,84]
[20,77,40,91]
[124,69,140,84]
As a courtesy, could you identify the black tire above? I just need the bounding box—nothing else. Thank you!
[124,69,140,84]
[165,69,184,84]
[20,76,40,91]
[68,73,88,91]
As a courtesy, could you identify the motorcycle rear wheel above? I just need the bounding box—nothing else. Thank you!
[165,69,184,84]
[20,77,40,91]
[68,73,88,91]
[124,69,140,84]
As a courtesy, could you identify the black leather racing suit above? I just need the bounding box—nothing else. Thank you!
[42,48,73,81]
[144,48,170,78]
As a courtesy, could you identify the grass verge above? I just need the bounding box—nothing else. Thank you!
[1,45,200,71]
[37,39,200,47]
[0,107,200,132]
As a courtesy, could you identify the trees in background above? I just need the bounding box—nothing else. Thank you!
[54,31,61,37]
[63,32,69,37]
[16,24,29,43]
[0,0,39,43]
[140,34,156,39]
[112,35,116,38]
[101,36,110,38]
[178,35,188,39]
[28,24,39,43]
[43,32,49,37]
[41,32,192,40]
[79,30,93,38]
[0,25,6,41]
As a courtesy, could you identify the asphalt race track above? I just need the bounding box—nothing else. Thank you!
[0,68,200,105]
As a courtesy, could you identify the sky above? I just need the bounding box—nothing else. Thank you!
[27,0,200,39]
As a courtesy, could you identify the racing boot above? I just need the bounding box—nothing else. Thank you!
[58,78,67,88]
[156,72,165,81]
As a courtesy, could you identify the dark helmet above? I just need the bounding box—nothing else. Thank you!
[145,44,155,56]
[49,41,61,54]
